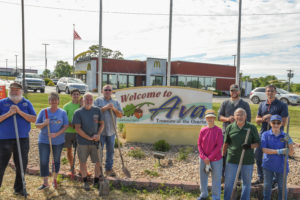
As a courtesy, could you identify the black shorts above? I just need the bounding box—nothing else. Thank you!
[64,133,77,148]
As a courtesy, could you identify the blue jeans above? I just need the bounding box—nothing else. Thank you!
[38,143,64,177]
[100,135,115,171]
[224,163,253,200]
[199,158,222,200]
[263,169,287,200]
[254,146,264,181]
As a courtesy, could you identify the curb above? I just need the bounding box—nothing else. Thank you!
[8,162,300,198]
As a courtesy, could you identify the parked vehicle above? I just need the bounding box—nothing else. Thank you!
[56,77,87,94]
[15,73,45,93]
[250,87,300,105]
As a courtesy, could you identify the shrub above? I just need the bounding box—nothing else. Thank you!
[128,147,145,159]
[177,147,193,161]
[153,140,170,152]
[47,80,55,86]
[144,169,159,177]
[121,127,126,139]
[44,78,51,85]
[61,157,68,165]
[118,123,125,132]
[114,137,123,148]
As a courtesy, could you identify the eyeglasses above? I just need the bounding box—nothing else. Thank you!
[271,121,281,125]
[104,89,112,92]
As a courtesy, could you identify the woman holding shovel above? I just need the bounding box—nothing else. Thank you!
[36,92,68,190]
[223,108,260,200]
[197,110,223,200]
[261,115,294,200]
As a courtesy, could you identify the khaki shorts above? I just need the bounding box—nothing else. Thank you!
[64,132,77,148]
[77,144,100,163]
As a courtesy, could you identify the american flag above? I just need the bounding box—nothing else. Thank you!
[74,30,82,40]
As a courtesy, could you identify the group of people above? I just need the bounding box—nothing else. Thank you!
[197,84,295,200]
[0,82,122,196]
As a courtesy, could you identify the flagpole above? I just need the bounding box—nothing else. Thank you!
[73,24,75,77]
[167,0,173,86]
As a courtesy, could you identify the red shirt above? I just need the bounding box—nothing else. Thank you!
[198,126,223,161]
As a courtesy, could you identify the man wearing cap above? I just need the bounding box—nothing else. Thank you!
[197,109,223,200]
[261,114,294,199]
[0,82,36,196]
[218,84,251,178]
[254,84,288,185]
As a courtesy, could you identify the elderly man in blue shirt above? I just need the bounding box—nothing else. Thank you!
[0,82,36,196]
[94,84,123,177]
[255,85,288,184]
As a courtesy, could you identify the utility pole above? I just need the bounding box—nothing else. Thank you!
[21,0,26,93]
[232,54,236,67]
[5,59,8,80]
[287,69,294,92]
[98,0,103,94]
[42,43,49,78]
[15,55,18,76]
[236,0,242,86]
[167,0,173,86]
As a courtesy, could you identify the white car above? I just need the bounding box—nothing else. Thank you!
[56,77,88,94]
[249,87,300,105]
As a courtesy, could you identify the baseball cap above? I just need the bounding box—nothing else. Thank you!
[205,109,216,118]
[270,115,282,122]
[9,82,22,89]
[230,84,240,91]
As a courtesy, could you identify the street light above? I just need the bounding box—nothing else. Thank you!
[5,59,8,80]
[42,43,49,78]
[15,55,18,76]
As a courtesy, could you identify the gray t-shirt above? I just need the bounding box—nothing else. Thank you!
[72,106,102,145]
[218,98,251,133]
[94,97,123,136]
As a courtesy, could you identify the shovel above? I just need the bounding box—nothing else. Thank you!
[13,115,28,199]
[70,141,77,180]
[230,128,251,200]
[98,142,109,196]
[110,109,131,178]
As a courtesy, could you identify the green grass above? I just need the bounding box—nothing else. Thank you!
[24,94,300,142]
[0,76,16,80]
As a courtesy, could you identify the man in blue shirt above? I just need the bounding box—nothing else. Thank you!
[254,85,288,184]
[94,85,123,177]
[0,82,36,196]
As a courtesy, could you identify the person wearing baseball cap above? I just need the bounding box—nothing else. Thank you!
[261,114,294,199]
[197,109,223,200]
[218,84,251,180]
[0,82,36,196]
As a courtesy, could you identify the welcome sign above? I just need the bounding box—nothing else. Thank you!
[115,86,212,125]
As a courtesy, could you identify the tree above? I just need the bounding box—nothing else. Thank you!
[42,69,51,78]
[53,61,73,78]
[74,45,124,61]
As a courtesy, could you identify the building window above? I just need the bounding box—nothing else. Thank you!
[170,76,177,86]
[118,75,127,89]
[128,75,135,87]
[102,74,108,87]
[150,76,163,86]
[178,76,185,86]
[198,77,205,89]
[108,74,117,89]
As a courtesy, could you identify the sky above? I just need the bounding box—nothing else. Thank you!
[0,0,300,83]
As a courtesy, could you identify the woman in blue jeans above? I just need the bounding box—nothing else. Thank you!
[261,115,294,200]
[36,92,68,190]
[197,110,223,200]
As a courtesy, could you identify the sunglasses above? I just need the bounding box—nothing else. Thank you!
[271,121,281,125]
[104,89,112,92]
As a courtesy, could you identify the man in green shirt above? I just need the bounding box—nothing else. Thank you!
[222,108,260,200]
[63,89,81,173]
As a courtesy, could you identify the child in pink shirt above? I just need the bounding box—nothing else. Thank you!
[197,109,223,200]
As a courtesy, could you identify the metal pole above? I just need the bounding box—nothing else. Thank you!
[15,55,18,76]
[232,54,236,67]
[21,0,27,93]
[98,0,103,95]
[73,24,75,77]
[5,59,8,80]
[167,0,173,86]
[282,117,290,200]
[42,43,49,78]
[236,0,242,85]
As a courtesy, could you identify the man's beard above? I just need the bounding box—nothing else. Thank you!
[8,94,23,102]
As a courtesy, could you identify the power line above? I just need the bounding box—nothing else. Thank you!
[1,0,300,16]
